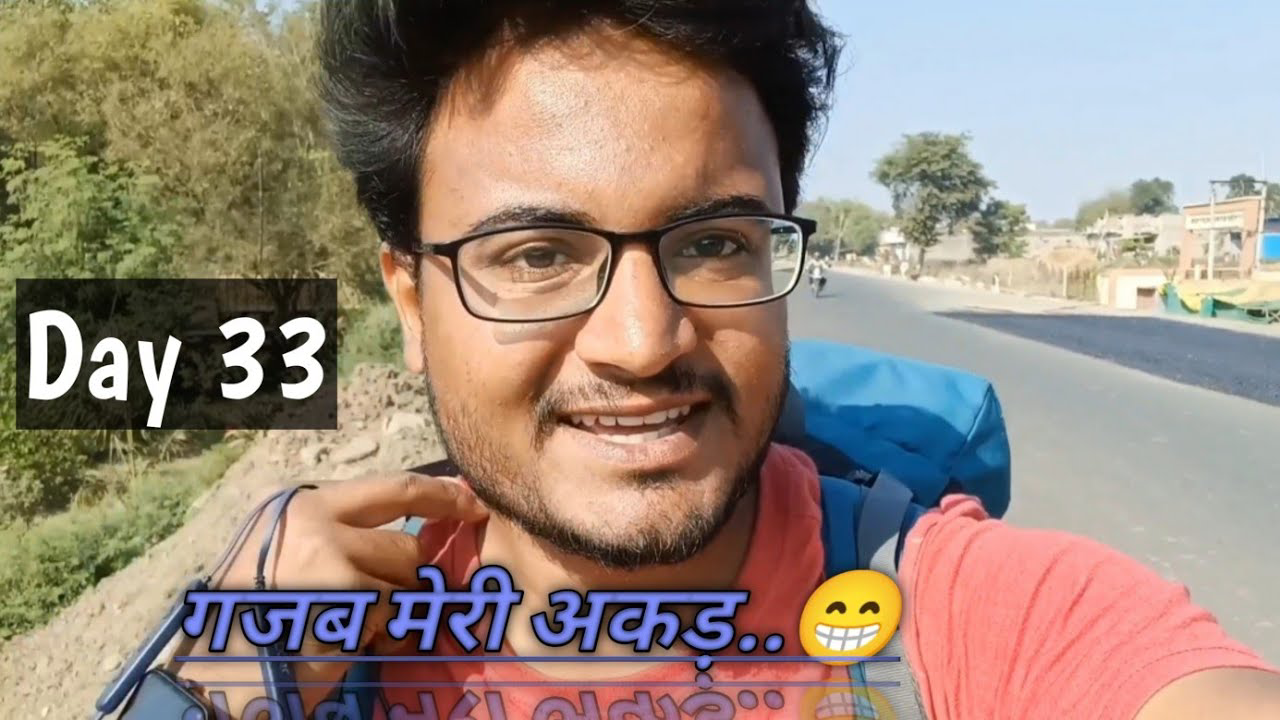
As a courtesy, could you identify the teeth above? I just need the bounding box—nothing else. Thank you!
[595,427,672,444]
[642,410,668,425]
[815,692,859,719]
[814,623,881,652]
[817,692,874,719]
[567,405,692,429]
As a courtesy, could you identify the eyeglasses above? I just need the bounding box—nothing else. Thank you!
[409,213,817,322]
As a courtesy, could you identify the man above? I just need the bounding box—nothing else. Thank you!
[809,256,827,294]
[173,1,1280,718]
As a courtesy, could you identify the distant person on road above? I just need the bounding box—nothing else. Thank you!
[808,256,827,296]
[171,1,1280,718]
[809,257,827,277]
[809,257,827,280]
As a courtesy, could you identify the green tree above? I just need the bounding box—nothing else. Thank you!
[971,199,1030,260]
[1128,177,1176,215]
[871,133,993,269]
[0,135,183,523]
[1227,173,1260,198]
[0,0,388,524]
[798,198,888,260]
[1075,189,1132,229]
[0,137,180,280]
[0,0,380,299]
[1226,173,1280,215]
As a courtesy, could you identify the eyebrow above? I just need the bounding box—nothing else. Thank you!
[466,205,597,235]
[463,193,774,236]
[663,194,774,224]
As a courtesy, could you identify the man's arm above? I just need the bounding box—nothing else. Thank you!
[1136,668,1280,719]
[898,495,1279,720]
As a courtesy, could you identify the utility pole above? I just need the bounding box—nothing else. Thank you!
[1257,181,1269,273]
[1207,182,1216,281]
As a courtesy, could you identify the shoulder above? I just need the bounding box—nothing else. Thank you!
[897,495,1276,720]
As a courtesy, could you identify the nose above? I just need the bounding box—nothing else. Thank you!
[574,243,697,380]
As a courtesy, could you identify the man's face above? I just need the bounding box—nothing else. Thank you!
[382,29,790,569]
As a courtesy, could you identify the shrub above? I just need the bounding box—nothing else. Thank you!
[0,429,94,525]
[0,443,242,642]
[338,302,403,377]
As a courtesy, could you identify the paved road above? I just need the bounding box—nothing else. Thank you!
[788,271,1280,664]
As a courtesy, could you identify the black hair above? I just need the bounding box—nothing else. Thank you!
[316,0,843,250]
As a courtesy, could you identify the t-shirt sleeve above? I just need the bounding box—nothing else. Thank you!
[899,495,1278,720]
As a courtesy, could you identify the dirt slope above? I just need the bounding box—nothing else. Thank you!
[0,364,444,718]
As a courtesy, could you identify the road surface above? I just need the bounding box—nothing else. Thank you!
[788,270,1280,664]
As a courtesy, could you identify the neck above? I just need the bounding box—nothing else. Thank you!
[476,483,760,676]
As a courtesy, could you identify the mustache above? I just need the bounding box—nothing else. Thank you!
[532,364,738,440]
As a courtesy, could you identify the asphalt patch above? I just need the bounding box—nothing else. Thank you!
[937,311,1280,408]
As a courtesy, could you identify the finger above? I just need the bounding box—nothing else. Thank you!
[361,596,411,655]
[369,632,418,657]
[266,555,401,595]
[334,526,428,588]
[317,472,488,528]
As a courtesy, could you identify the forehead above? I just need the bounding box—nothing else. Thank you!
[419,29,783,236]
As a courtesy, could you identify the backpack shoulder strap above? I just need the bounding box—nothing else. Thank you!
[819,472,929,720]
[818,473,861,578]
[342,659,381,719]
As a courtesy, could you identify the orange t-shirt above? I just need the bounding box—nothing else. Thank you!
[367,444,1275,719]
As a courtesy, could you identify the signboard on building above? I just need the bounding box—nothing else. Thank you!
[1185,212,1246,231]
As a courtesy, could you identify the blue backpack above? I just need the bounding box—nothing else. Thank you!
[338,338,1012,719]
[776,338,1011,718]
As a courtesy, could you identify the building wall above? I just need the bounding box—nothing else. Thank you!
[876,227,975,263]
[1099,268,1169,310]
[1178,196,1264,279]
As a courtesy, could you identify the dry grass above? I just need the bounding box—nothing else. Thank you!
[924,251,1103,301]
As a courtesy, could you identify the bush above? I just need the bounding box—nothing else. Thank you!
[338,302,403,377]
[0,443,242,642]
[0,345,98,524]
[0,429,94,525]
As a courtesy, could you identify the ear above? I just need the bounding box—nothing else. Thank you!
[379,245,425,374]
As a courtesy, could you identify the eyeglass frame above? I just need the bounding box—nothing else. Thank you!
[405,212,819,323]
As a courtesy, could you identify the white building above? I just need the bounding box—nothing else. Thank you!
[1085,213,1183,258]
[876,227,976,263]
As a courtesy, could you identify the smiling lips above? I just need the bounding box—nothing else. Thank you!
[564,404,696,444]
[814,622,882,653]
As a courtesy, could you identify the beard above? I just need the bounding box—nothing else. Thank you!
[421,346,790,572]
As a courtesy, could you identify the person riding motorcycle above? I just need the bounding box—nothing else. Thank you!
[808,259,827,295]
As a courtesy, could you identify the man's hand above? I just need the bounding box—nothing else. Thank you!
[171,472,488,717]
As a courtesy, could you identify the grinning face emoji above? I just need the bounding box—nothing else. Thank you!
[800,687,897,720]
[798,570,902,665]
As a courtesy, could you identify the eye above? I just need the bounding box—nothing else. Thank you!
[515,246,565,269]
[677,233,744,258]
[825,601,847,614]
[859,601,880,614]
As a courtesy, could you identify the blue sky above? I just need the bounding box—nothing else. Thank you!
[805,0,1279,219]
[278,0,1277,221]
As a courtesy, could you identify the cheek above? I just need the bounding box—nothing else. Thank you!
[697,306,787,399]
[419,279,564,415]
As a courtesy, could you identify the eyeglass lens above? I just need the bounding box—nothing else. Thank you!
[454,216,803,321]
